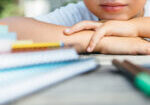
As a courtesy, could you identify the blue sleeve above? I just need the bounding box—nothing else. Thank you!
[33,2,98,26]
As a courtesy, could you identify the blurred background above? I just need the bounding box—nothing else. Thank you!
[0,0,81,18]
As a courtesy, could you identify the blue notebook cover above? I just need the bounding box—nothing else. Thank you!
[0,33,17,41]
[0,58,98,104]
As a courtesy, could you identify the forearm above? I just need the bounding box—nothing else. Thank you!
[0,17,64,42]
[130,17,150,38]
[0,17,98,52]
[1,17,150,55]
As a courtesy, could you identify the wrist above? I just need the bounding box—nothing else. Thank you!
[129,18,143,37]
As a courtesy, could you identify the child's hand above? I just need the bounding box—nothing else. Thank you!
[64,20,139,52]
[98,36,150,55]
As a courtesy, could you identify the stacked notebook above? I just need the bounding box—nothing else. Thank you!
[0,24,17,53]
[0,25,99,104]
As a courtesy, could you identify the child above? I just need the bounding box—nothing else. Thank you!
[63,0,150,52]
[1,0,150,54]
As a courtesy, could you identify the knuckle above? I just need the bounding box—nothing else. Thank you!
[74,22,84,27]
[140,43,150,54]
[80,21,91,24]
[97,28,106,36]
[134,43,150,55]
[73,24,84,30]
[81,20,100,25]
[75,21,91,28]
[143,45,150,55]
[90,40,96,46]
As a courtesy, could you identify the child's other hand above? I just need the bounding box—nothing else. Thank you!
[98,37,150,55]
[64,20,138,52]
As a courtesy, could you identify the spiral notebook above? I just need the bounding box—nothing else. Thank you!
[0,48,78,69]
[0,48,99,104]
[0,58,98,104]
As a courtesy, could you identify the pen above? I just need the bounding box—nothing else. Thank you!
[112,59,150,96]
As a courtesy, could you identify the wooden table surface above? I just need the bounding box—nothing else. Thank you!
[11,54,150,105]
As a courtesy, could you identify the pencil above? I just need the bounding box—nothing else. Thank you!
[12,42,64,49]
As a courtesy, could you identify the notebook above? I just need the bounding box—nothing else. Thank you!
[0,25,9,34]
[0,33,17,41]
[0,58,99,104]
[0,25,17,52]
[0,24,17,41]
[0,48,79,69]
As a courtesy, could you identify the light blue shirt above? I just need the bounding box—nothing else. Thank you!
[34,1,150,26]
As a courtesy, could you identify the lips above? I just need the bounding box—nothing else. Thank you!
[100,3,128,12]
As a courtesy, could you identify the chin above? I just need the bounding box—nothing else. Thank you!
[98,14,130,21]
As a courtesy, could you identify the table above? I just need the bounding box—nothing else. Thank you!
[11,54,150,105]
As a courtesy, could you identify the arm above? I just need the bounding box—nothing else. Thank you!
[63,17,150,52]
[130,17,150,38]
[0,17,95,52]
[98,36,150,55]
[1,17,150,55]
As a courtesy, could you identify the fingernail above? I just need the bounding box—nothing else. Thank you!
[87,47,93,52]
[65,28,71,33]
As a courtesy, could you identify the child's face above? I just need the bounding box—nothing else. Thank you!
[84,0,146,20]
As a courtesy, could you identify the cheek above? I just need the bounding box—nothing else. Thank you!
[129,0,146,14]
[84,0,99,10]
[84,0,102,16]
[128,2,146,17]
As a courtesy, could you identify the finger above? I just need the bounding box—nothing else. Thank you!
[87,27,106,52]
[64,21,102,35]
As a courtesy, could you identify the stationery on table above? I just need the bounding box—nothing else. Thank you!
[0,24,64,52]
[0,48,79,69]
[112,59,150,96]
[0,47,99,105]
[0,40,13,53]
[13,40,33,45]
[0,32,17,41]
[0,24,99,105]
[12,42,65,52]
[0,24,17,40]
[0,23,9,34]
[0,23,17,53]
[0,58,98,104]
[12,42,64,49]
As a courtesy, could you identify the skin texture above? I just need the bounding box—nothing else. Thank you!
[99,36,150,55]
[1,17,150,54]
[64,20,139,52]
[83,0,146,20]
[64,0,150,52]
[1,0,150,54]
